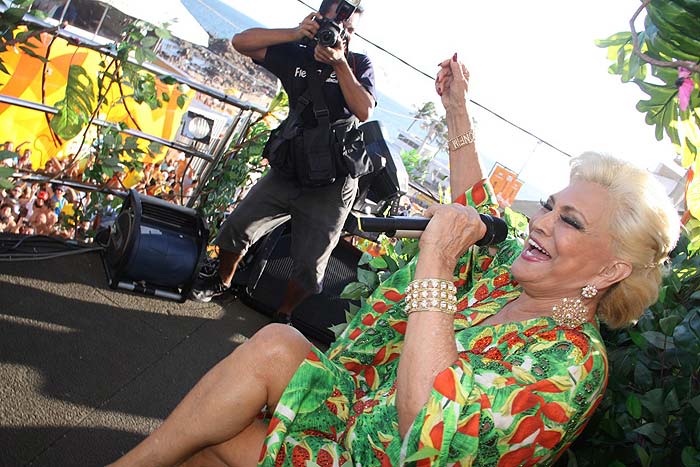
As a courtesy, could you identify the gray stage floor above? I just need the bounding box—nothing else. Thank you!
[0,248,270,466]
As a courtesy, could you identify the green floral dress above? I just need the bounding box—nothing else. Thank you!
[257,181,608,467]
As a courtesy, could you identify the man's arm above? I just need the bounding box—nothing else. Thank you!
[231,13,320,62]
[314,47,375,122]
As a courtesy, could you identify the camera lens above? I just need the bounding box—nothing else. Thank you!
[318,28,339,47]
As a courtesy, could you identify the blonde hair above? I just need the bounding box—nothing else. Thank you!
[569,152,681,328]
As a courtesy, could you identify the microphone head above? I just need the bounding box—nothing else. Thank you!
[491,216,508,244]
[476,214,509,246]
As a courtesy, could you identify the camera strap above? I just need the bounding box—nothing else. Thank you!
[276,65,333,141]
[303,63,333,128]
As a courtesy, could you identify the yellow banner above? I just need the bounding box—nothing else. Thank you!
[0,30,191,186]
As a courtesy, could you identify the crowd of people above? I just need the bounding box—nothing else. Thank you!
[0,138,202,238]
[0,178,91,240]
[161,37,279,111]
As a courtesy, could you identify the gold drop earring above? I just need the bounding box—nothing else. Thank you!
[551,284,598,328]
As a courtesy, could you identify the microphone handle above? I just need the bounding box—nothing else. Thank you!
[357,215,499,246]
[356,216,429,235]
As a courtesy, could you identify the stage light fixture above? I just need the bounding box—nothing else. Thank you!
[182,112,214,144]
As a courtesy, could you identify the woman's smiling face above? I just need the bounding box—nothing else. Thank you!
[511,180,619,298]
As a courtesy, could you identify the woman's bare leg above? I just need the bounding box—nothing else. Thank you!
[108,324,312,467]
[181,419,269,467]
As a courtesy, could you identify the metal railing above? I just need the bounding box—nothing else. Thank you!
[1,14,272,210]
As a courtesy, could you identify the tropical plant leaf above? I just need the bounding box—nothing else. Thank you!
[357,268,379,290]
[0,150,17,161]
[340,282,367,300]
[646,2,700,57]
[634,422,666,444]
[50,65,95,139]
[635,80,679,142]
[3,7,29,24]
[0,167,14,189]
[155,27,171,39]
[18,45,48,63]
[369,256,388,269]
[627,394,643,419]
[358,251,373,266]
[140,36,158,48]
[641,330,676,349]
[595,32,633,48]
[673,308,700,353]
[681,446,700,467]
[687,169,700,219]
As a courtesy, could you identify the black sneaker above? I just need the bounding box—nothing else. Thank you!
[190,275,229,303]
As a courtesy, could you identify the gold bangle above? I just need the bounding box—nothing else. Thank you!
[405,278,457,314]
[406,278,457,294]
[406,306,456,316]
[447,129,475,152]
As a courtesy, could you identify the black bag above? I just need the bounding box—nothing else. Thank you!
[298,121,338,186]
[261,117,301,180]
[332,118,372,179]
[262,63,372,186]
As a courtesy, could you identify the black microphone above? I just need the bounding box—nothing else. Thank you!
[357,214,508,246]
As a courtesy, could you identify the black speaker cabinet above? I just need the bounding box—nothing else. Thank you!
[231,224,362,346]
[103,189,209,302]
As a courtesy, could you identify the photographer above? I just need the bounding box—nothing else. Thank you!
[191,1,376,325]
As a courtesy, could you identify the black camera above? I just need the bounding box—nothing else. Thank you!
[303,0,361,48]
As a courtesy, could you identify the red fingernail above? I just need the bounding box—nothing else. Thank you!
[452,53,458,62]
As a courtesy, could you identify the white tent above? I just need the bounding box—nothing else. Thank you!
[60,0,210,46]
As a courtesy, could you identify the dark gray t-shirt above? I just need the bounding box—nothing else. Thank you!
[256,42,376,126]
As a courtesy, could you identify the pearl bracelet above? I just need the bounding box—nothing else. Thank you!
[405,278,457,314]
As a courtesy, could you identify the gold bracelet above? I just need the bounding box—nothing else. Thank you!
[405,279,457,314]
[447,128,475,152]
[406,306,455,316]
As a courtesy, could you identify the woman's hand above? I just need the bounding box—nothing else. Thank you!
[435,55,470,114]
[416,203,486,278]
[296,12,320,41]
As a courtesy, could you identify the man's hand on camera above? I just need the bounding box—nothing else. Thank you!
[314,40,346,66]
[296,12,320,41]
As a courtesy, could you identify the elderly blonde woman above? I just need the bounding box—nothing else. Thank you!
[111,58,680,467]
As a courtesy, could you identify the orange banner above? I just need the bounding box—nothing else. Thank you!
[489,163,523,207]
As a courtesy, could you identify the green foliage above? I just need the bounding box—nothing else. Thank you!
[596,0,700,221]
[686,217,700,256]
[400,149,431,183]
[562,231,700,466]
[51,65,95,139]
[336,207,531,337]
[196,120,270,243]
[407,101,437,132]
[503,206,529,239]
[0,1,56,188]
[336,236,419,336]
[0,1,54,75]
[1,7,184,222]
[83,126,145,183]
[0,151,16,188]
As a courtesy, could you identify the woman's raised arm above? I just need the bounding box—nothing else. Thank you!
[436,56,485,202]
